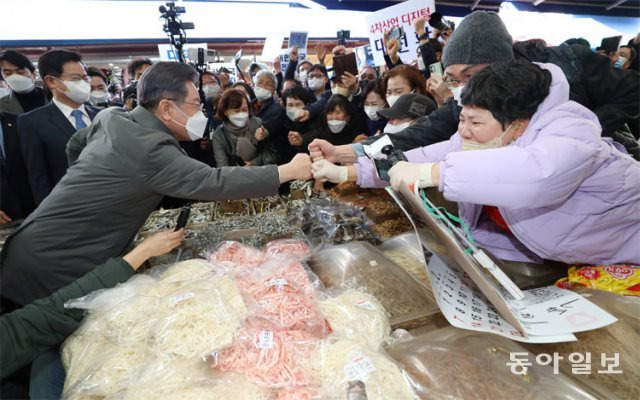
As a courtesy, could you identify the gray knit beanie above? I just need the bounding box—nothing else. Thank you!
[441,11,514,68]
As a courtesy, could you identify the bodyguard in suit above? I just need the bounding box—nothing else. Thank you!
[1,61,312,307]
[18,50,99,205]
[0,50,47,115]
[0,112,35,222]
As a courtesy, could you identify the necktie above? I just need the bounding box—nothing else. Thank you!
[71,109,87,130]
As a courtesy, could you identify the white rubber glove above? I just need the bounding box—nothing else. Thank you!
[311,159,348,184]
[388,161,435,189]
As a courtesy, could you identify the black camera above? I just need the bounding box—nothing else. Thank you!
[159,1,194,63]
[122,80,138,109]
[428,12,455,32]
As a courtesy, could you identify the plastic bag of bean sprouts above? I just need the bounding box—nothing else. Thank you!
[201,240,267,270]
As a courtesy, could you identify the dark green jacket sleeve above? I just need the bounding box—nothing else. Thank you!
[0,257,134,379]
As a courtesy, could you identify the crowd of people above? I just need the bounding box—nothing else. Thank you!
[0,10,639,399]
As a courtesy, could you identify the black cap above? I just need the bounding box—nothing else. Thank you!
[378,93,436,119]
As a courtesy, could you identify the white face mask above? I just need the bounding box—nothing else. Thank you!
[451,85,465,104]
[613,56,627,69]
[364,106,383,121]
[327,119,347,133]
[254,86,272,101]
[171,102,208,141]
[89,90,109,105]
[57,79,91,103]
[417,56,426,71]
[386,95,400,107]
[461,124,513,151]
[5,74,35,93]
[332,86,351,98]
[203,84,221,99]
[307,77,325,91]
[299,69,308,84]
[0,87,9,98]
[286,107,303,121]
[228,112,249,128]
[383,121,411,134]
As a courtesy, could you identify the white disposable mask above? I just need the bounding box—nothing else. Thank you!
[461,124,514,151]
[386,95,400,107]
[57,79,91,104]
[299,70,308,84]
[307,77,325,91]
[327,119,347,133]
[614,56,627,69]
[0,87,9,98]
[171,102,208,141]
[383,121,411,134]
[332,86,351,98]
[89,90,109,105]
[364,106,383,121]
[286,107,303,121]
[417,56,426,71]
[254,86,272,101]
[228,112,249,128]
[451,85,465,104]
[203,84,221,99]
[5,74,35,93]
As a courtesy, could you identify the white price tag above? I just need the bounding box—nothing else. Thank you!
[266,278,288,289]
[169,292,195,307]
[258,330,274,349]
[356,299,376,311]
[344,353,375,381]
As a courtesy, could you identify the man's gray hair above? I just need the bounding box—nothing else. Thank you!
[254,69,277,88]
[138,62,198,111]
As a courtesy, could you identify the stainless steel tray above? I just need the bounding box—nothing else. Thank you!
[381,229,567,289]
[308,241,440,329]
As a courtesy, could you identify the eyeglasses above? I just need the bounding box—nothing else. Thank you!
[58,74,90,82]
[167,99,204,111]
[443,75,466,89]
[308,74,324,79]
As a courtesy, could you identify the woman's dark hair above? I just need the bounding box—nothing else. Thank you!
[282,86,315,105]
[460,61,552,128]
[87,66,107,85]
[323,94,352,123]
[308,64,328,78]
[0,50,35,73]
[383,65,428,96]
[216,89,249,121]
[232,81,256,103]
[361,79,387,107]
[138,62,198,111]
[513,39,549,63]
[37,49,82,79]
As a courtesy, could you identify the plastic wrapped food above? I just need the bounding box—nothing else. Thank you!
[212,319,321,389]
[556,264,640,296]
[387,327,601,400]
[523,314,640,400]
[157,259,215,284]
[310,242,439,330]
[203,241,266,269]
[151,276,247,359]
[264,239,311,259]
[235,259,327,332]
[319,289,390,349]
[308,339,418,400]
[297,199,381,247]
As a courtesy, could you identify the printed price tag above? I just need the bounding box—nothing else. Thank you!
[344,353,375,381]
[356,299,376,311]
[258,330,274,349]
[169,292,195,307]
[266,278,288,289]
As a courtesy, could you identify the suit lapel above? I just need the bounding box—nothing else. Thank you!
[45,102,76,138]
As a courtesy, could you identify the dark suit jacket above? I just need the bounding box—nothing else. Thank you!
[18,102,99,204]
[0,112,35,219]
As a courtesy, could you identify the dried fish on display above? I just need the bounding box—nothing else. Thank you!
[289,180,314,200]
[215,200,254,219]
[251,196,287,214]
[139,203,214,234]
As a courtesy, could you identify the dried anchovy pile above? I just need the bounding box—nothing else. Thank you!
[191,214,305,251]
[140,203,214,233]
[215,200,253,219]
[252,196,287,214]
